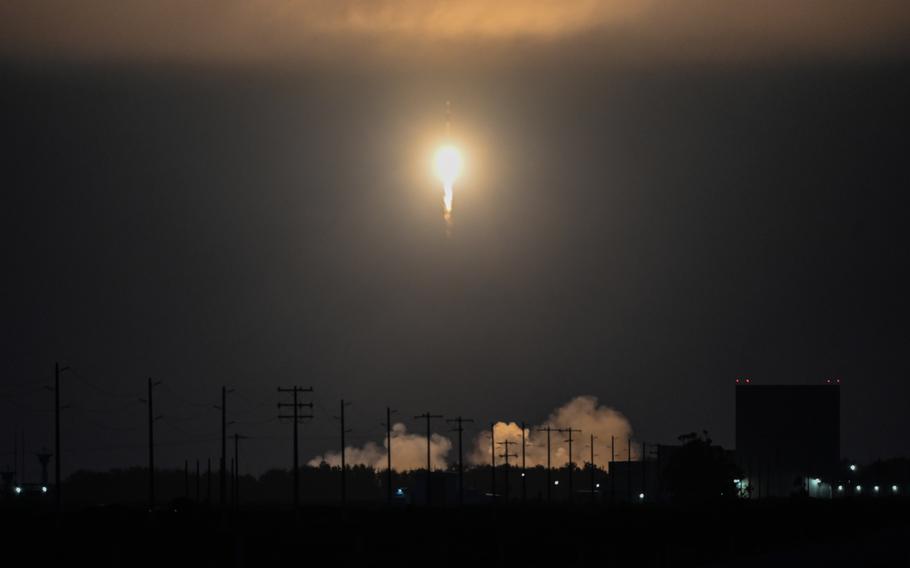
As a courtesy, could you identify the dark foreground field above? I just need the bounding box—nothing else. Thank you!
[3,499,908,567]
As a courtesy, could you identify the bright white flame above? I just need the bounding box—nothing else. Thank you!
[434,145,463,187]
[433,144,463,230]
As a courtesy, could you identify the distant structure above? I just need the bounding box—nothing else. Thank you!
[735,382,840,497]
[36,448,52,486]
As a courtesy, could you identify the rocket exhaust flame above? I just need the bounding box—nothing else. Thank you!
[435,101,462,235]
[434,144,462,233]
[443,181,454,228]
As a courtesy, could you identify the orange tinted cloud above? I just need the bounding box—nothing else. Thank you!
[3,1,906,64]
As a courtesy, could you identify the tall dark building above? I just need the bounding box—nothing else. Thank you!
[735,383,840,497]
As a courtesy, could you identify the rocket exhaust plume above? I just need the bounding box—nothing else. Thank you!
[308,396,634,473]
[434,101,462,235]
[308,422,452,471]
[469,396,637,469]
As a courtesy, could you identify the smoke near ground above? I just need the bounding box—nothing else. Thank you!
[308,422,452,471]
[309,396,634,472]
[468,396,636,469]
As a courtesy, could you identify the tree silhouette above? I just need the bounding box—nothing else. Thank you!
[664,431,741,503]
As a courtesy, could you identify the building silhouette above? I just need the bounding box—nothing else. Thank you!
[735,383,840,497]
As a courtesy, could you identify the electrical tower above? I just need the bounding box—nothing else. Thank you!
[215,386,235,507]
[233,433,246,509]
[497,440,518,501]
[277,385,313,510]
[414,412,443,506]
[447,416,474,505]
[140,377,162,511]
[382,407,397,504]
[334,400,352,504]
[586,434,598,504]
[535,425,556,501]
[558,427,582,502]
[51,362,70,513]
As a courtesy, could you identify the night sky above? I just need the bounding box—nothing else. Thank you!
[2,2,910,475]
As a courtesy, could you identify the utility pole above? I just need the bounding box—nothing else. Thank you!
[141,377,162,511]
[610,435,615,503]
[641,442,646,501]
[520,422,528,503]
[627,437,632,502]
[334,400,352,505]
[20,431,25,485]
[414,412,443,506]
[497,440,518,502]
[215,386,235,507]
[588,434,597,504]
[233,433,246,509]
[52,362,70,513]
[277,386,313,510]
[447,416,474,505]
[382,407,397,504]
[490,423,496,502]
[558,427,581,502]
[536,425,555,502]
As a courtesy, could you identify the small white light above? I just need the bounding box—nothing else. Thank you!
[520,473,525,477]
[638,492,645,500]
[733,479,741,484]
[892,485,898,493]
[849,464,857,472]
[874,485,879,493]
[813,478,821,484]
[856,485,862,492]
[595,483,600,488]
[14,486,22,495]
[554,480,559,486]
[41,486,47,493]
[837,485,844,492]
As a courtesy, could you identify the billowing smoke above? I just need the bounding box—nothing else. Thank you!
[468,396,635,470]
[308,422,452,471]
[308,396,633,472]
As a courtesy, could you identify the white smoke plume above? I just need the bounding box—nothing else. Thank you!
[308,422,452,471]
[468,395,636,470]
[308,396,633,472]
